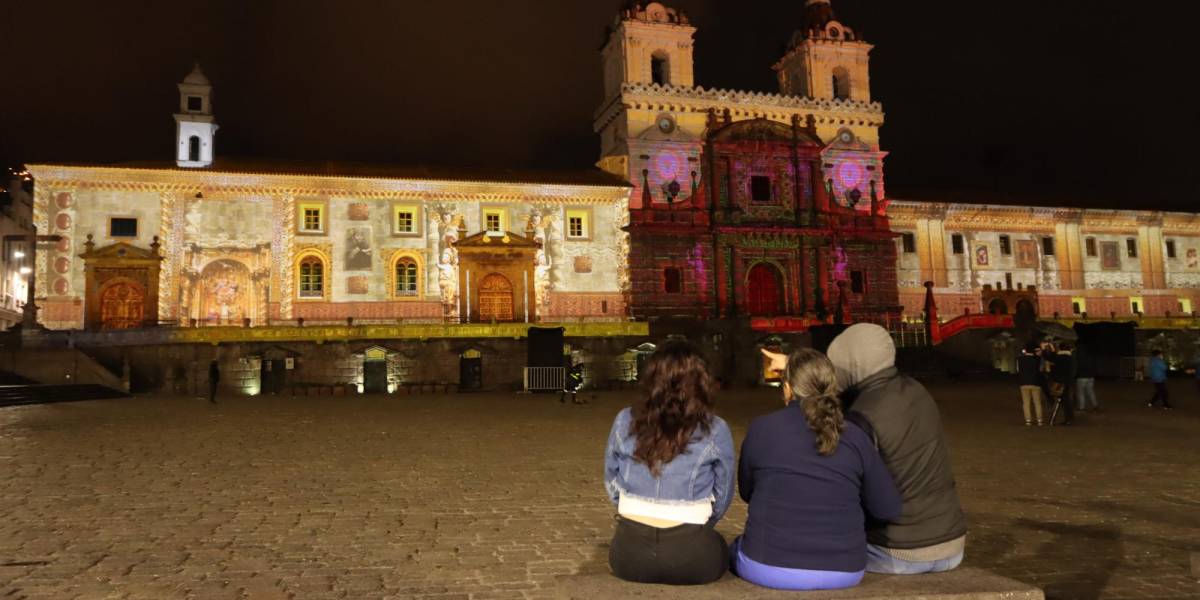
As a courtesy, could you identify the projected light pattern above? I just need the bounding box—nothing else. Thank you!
[688,241,708,296]
[654,151,685,181]
[834,245,849,280]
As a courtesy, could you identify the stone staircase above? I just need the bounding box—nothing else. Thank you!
[0,382,128,408]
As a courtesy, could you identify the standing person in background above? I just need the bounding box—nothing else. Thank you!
[1017,344,1046,426]
[1074,343,1099,413]
[207,359,220,404]
[1147,350,1173,410]
[1046,343,1075,426]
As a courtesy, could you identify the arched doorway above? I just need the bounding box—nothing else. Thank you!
[988,298,1009,315]
[198,259,253,325]
[746,263,784,316]
[99,279,146,330]
[478,273,514,322]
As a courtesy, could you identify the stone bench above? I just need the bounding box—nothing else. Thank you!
[551,568,1043,599]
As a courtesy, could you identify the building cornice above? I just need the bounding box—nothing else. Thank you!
[888,200,1200,233]
[593,82,885,132]
[25,165,632,204]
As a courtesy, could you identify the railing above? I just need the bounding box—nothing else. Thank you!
[936,313,1014,342]
[523,367,565,393]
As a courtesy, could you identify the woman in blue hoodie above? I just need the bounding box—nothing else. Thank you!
[733,348,901,590]
[604,341,735,585]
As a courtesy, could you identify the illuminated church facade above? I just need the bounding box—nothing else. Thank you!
[24,0,1200,338]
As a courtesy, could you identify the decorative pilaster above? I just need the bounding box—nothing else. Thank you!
[279,193,296,319]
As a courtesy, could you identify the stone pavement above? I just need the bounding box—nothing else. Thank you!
[0,377,1197,599]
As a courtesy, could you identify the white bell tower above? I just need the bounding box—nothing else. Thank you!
[174,63,218,168]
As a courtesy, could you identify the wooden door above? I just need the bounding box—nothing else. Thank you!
[478,273,514,322]
[100,280,146,329]
[746,263,783,316]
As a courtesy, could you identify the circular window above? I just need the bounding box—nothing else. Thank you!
[656,115,676,134]
[829,27,841,38]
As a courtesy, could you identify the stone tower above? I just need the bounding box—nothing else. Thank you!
[774,0,874,101]
[174,63,218,168]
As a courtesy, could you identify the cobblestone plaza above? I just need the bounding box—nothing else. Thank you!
[1,379,1197,599]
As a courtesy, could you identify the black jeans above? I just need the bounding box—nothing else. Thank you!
[1150,382,1171,407]
[609,517,728,585]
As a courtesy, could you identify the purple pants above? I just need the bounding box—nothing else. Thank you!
[730,537,865,591]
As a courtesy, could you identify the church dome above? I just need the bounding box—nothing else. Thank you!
[182,63,210,86]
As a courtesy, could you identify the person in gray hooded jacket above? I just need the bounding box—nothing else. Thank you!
[825,323,968,574]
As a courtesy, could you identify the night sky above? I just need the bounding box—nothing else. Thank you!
[1,1,1193,210]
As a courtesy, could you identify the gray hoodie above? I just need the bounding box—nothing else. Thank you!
[827,324,968,556]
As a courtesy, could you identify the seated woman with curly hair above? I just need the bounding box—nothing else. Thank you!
[732,348,901,590]
[603,341,735,585]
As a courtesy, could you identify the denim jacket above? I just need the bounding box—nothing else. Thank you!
[603,407,736,527]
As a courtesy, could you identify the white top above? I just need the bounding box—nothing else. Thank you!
[618,493,713,526]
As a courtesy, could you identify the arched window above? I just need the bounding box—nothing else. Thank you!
[831,67,851,100]
[188,136,201,162]
[395,257,419,297]
[651,53,670,86]
[298,256,324,298]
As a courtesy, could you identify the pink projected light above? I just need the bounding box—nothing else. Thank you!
[654,152,684,180]
[835,162,865,191]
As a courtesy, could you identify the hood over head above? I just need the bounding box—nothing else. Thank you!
[826,323,896,389]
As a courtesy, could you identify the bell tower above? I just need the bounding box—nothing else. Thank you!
[174,63,218,168]
[774,0,873,102]
[600,2,696,100]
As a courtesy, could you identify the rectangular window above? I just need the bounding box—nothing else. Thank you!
[1126,238,1138,258]
[565,208,591,240]
[1166,239,1177,259]
[850,271,866,294]
[901,233,916,253]
[110,218,138,238]
[1073,297,1087,315]
[951,234,964,255]
[1130,297,1142,315]
[298,202,325,233]
[750,175,772,202]
[482,208,507,234]
[1085,237,1097,257]
[664,267,682,294]
[1181,298,1193,315]
[1042,236,1055,256]
[187,96,203,111]
[999,235,1012,256]
[396,211,414,233]
[1005,273,1013,290]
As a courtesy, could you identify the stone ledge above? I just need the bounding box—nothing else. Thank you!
[550,568,1043,600]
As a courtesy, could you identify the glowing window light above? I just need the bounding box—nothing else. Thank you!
[13,251,24,259]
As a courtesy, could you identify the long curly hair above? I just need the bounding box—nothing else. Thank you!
[785,349,845,456]
[630,341,716,477]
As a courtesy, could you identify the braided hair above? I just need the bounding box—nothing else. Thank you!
[784,349,845,456]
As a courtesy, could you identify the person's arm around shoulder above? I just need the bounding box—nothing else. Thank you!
[850,423,902,523]
[603,409,629,507]
[707,417,736,527]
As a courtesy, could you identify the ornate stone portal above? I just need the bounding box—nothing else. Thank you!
[455,231,540,323]
[79,235,163,330]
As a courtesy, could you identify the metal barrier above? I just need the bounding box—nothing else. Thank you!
[523,367,565,392]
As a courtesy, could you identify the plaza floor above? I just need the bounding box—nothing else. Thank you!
[0,378,1197,600]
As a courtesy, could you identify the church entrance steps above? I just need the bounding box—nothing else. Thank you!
[550,568,1042,599]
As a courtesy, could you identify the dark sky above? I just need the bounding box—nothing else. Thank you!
[1,1,1193,209]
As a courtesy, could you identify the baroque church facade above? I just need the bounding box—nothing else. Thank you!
[25,0,1200,336]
